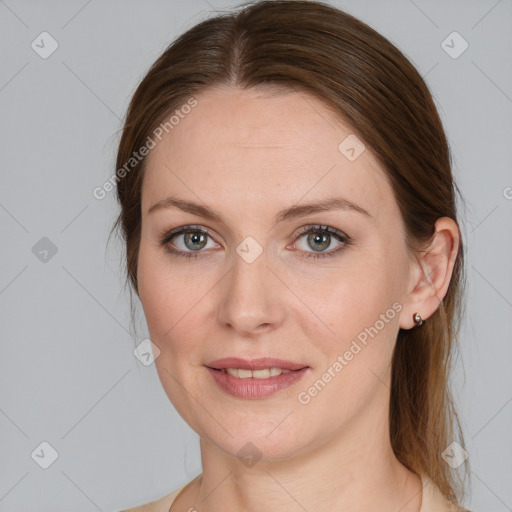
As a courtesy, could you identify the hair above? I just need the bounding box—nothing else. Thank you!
[109,0,469,506]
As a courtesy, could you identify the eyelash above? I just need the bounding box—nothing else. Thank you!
[159,224,352,261]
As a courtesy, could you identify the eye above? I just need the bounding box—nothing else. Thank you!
[159,225,219,259]
[292,225,351,260]
[159,224,352,261]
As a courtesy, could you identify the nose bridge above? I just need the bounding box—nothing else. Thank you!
[217,238,282,334]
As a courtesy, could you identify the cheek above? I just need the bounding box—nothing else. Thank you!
[137,244,179,342]
[137,243,212,359]
[314,251,402,366]
[300,273,401,421]
[311,257,385,326]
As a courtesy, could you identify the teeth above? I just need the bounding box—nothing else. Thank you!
[224,367,292,378]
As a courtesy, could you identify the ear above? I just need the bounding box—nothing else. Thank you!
[399,217,460,330]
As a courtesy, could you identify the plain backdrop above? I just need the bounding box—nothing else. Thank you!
[1,0,511,510]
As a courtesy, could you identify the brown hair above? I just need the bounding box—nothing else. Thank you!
[110,0,469,505]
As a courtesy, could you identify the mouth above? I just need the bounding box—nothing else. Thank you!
[205,356,308,373]
[208,367,296,378]
[204,357,310,399]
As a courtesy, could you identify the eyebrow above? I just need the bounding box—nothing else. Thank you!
[147,195,371,225]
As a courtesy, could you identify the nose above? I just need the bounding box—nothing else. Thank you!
[216,247,285,336]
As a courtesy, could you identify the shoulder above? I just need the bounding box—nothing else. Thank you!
[119,487,182,512]
[119,474,201,512]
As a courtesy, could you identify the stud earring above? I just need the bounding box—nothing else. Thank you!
[412,312,423,326]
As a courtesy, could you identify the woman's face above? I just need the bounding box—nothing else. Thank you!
[137,86,415,461]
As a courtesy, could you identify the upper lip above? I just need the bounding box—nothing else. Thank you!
[205,357,308,371]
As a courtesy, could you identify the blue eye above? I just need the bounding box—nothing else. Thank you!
[159,224,351,260]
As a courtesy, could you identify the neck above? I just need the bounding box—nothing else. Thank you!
[188,391,422,512]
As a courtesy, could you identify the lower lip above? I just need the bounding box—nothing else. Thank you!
[206,367,309,399]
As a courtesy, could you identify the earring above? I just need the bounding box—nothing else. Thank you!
[412,312,423,326]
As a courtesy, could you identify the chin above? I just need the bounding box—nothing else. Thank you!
[199,409,314,461]
[212,432,306,465]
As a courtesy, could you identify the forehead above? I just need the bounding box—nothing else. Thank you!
[142,86,394,219]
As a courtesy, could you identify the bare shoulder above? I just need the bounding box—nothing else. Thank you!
[119,488,180,512]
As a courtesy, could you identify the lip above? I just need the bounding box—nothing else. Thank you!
[205,357,307,371]
[206,367,308,399]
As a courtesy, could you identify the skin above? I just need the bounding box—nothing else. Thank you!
[136,85,460,512]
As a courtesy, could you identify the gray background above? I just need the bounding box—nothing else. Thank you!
[1,0,511,510]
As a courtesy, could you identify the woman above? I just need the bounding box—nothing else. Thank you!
[113,1,472,510]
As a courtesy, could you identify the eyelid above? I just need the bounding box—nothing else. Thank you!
[293,224,347,239]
